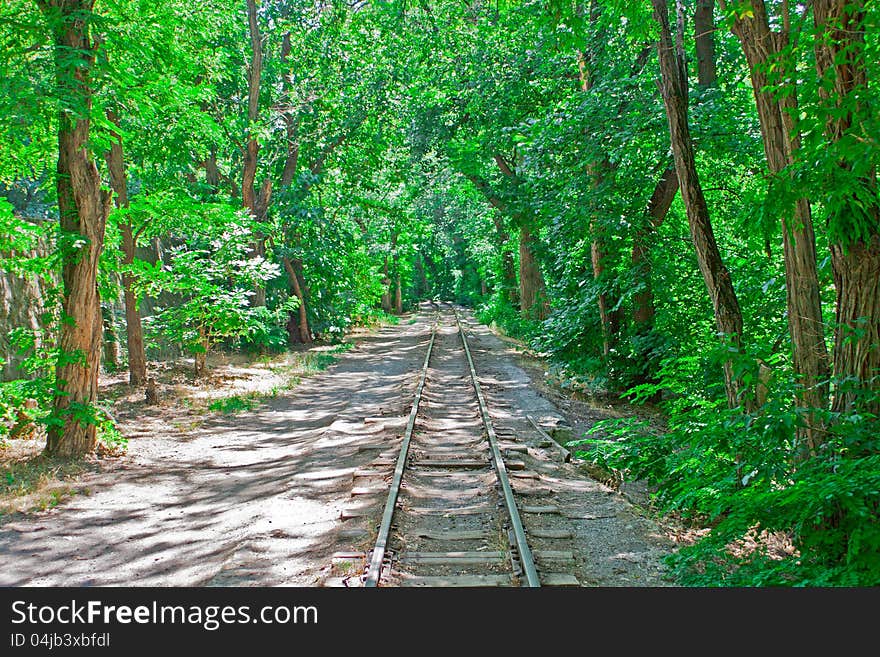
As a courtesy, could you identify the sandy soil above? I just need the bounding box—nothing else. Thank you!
[0,306,680,587]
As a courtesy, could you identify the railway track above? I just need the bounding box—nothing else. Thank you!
[334,304,580,587]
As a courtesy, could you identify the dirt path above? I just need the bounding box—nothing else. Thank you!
[0,305,677,586]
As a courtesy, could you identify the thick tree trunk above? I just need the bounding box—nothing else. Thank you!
[105,109,147,386]
[519,226,548,320]
[829,238,880,414]
[391,234,403,314]
[242,0,262,214]
[282,256,312,344]
[727,0,830,451]
[40,0,111,457]
[813,0,880,417]
[652,0,747,409]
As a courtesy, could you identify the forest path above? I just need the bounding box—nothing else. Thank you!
[0,305,676,586]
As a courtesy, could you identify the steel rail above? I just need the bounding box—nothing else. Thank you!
[364,316,438,587]
[453,309,541,587]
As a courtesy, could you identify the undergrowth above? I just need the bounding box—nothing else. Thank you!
[570,355,880,586]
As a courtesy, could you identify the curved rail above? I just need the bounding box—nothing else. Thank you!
[364,316,438,587]
[453,309,541,587]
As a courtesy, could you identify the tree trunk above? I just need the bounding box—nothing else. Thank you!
[395,275,403,314]
[282,256,312,344]
[652,0,747,409]
[391,232,403,314]
[194,327,208,378]
[632,164,679,330]
[694,0,716,87]
[578,48,623,356]
[280,31,300,188]
[105,109,147,386]
[813,0,880,417]
[492,214,518,305]
[120,225,147,385]
[205,147,220,193]
[727,0,830,451]
[40,0,111,457]
[415,255,430,298]
[380,256,392,312]
[490,153,544,316]
[519,226,548,320]
[829,238,880,415]
[590,220,620,356]
[242,0,268,308]
[101,302,120,372]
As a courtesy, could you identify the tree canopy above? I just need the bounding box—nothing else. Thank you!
[1,0,878,585]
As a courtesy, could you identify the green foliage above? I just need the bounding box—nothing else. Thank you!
[95,410,128,451]
[0,324,57,442]
[1,0,876,586]
[142,217,288,367]
[667,452,880,587]
[208,394,260,415]
[575,364,880,586]
[476,296,542,344]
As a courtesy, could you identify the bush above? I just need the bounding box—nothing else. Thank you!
[572,364,880,586]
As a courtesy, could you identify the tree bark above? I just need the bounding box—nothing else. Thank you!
[694,0,716,86]
[578,48,624,356]
[632,164,679,330]
[243,0,269,307]
[726,0,830,451]
[652,0,747,409]
[282,256,312,344]
[380,256,392,312]
[395,274,403,315]
[813,0,880,417]
[40,0,111,457]
[280,31,300,188]
[204,146,220,193]
[194,326,208,378]
[590,219,620,355]
[519,226,548,320]
[105,109,147,386]
[101,303,120,371]
[491,153,548,318]
[460,171,519,304]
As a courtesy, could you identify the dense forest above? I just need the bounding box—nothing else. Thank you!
[1,0,877,586]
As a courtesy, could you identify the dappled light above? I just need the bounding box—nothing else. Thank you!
[1,0,877,589]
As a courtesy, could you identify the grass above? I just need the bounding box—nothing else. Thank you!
[207,342,356,414]
[0,453,94,518]
[208,394,261,414]
[270,343,353,383]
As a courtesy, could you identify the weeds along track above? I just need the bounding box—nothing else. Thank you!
[332,303,580,587]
